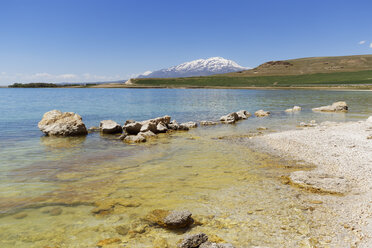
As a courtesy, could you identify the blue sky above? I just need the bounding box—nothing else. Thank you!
[0,0,371,85]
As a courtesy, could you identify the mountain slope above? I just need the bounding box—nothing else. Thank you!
[137,57,248,78]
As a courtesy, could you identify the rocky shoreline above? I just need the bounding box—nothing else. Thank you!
[250,116,372,247]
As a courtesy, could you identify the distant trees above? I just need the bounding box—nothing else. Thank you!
[9,83,58,88]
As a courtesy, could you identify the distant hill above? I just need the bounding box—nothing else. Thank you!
[137,57,248,78]
[222,54,372,77]
[130,55,372,88]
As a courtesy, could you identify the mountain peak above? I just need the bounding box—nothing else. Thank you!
[138,57,249,78]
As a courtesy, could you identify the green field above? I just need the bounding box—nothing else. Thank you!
[132,70,372,88]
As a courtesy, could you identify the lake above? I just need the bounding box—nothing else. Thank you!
[0,88,371,247]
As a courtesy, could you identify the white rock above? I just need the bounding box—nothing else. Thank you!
[156,123,168,133]
[180,121,198,128]
[254,110,270,117]
[236,110,251,119]
[124,134,146,143]
[220,112,239,124]
[38,110,88,136]
[99,120,122,134]
[312,101,348,112]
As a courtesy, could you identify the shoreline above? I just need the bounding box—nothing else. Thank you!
[250,118,372,247]
[4,84,372,91]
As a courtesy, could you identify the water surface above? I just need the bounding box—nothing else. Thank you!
[0,88,371,247]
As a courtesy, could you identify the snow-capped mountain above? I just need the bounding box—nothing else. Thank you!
[137,57,249,78]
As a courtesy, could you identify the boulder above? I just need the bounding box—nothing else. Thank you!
[100,120,122,134]
[366,116,372,123]
[146,209,194,229]
[123,122,142,135]
[168,120,180,130]
[220,112,239,124]
[312,101,348,112]
[200,121,219,126]
[140,130,156,138]
[180,121,198,128]
[156,123,168,133]
[124,120,135,125]
[254,110,270,117]
[123,134,146,143]
[236,110,251,119]
[38,110,88,136]
[200,242,235,248]
[140,122,158,133]
[285,106,302,112]
[178,233,208,248]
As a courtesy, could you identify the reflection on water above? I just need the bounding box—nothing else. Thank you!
[0,89,371,247]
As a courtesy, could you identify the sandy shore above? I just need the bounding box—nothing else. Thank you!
[251,117,372,247]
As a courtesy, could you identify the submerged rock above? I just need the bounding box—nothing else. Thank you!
[180,121,198,128]
[254,110,270,117]
[200,242,235,248]
[200,121,219,126]
[146,209,194,229]
[100,120,122,134]
[178,233,208,248]
[140,130,157,138]
[97,238,121,247]
[285,106,302,112]
[312,101,348,112]
[124,134,146,143]
[220,112,239,124]
[38,110,88,136]
[88,126,100,132]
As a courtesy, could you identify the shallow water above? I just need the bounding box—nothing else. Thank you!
[0,88,371,247]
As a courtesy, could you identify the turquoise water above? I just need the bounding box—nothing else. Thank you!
[0,88,371,247]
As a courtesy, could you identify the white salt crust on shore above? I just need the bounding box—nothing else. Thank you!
[253,118,372,247]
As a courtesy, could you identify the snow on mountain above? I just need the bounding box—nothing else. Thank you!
[137,57,249,78]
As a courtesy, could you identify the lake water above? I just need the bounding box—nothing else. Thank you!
[0,88,371,247]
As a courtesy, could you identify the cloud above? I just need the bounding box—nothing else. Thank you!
[0,72,126,85]
[359,40,366,45]
[370,43,372,48]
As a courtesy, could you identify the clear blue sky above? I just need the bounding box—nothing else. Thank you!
[0,0,371,85]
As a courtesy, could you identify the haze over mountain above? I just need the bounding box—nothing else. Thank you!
[137,57,248,78]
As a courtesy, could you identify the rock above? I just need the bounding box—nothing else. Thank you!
[299,120,317,127]
[312,101,348,112]
[156,122,168,133]
[367,116,372,123]
[367,135,372,140]
[97,238,121,247]
[146,209,194,229]
[200,121,218,126]
[254,110,270,117]
[124,119,135,125]
[154,237,169,248]
[220,112,239,124]
[257,127,268,130]
[140,122,158,133]
[178,233,208,248]
[285,106,302,112]
[140,130,156,138]
[123,122,142,135]
[151,115,171,125]
[119,133,127,140]
[168,120,180,130]
[115,225,129,235]
[180,121,198,128]
[38,110,88,136]
[236,110,251,119]
[200,242,235,248]
[99,120,122,134]
[164,210,194,229]
[123,134,146,143]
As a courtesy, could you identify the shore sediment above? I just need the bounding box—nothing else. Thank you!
[251,118,372,247]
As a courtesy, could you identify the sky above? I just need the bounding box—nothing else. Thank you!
[0,0,372,85]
